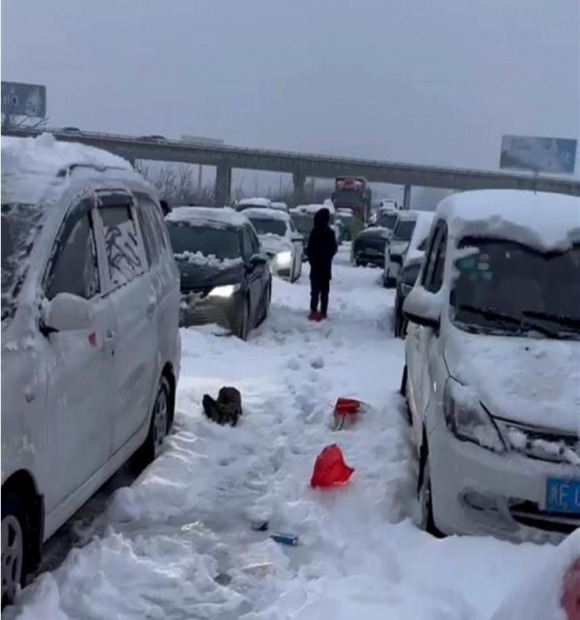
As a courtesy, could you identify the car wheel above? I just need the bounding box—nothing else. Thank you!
[2,493,30,609]
[417,443,443,537]
[132,376,172,470]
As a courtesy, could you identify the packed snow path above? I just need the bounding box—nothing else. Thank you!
[10,248,554,620]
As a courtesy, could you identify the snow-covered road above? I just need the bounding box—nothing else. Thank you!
[9,248,555,620]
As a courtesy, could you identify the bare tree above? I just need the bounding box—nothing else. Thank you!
[140,162,215,206]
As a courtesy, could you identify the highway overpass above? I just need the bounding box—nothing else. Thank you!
[3,127,579,206]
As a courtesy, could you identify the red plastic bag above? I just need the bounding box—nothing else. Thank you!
[334,397,361,416]
[310,444,354,488]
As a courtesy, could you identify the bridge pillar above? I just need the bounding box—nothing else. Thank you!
[403,184,412,210]
[292,172,306,206]
[215,165,232,206]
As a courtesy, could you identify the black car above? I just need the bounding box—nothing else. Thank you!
[394,258,422,337]
[165,207,272,340]
[352,211,398,267]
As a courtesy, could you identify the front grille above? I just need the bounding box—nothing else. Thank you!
[509,499,580,534]
[499,420,580,466]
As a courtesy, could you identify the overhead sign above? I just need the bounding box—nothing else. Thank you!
[1,81,47,117]
[500,135,577,175]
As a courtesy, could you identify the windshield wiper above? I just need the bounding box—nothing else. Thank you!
[523,310,580,329]
[457,304,559,338]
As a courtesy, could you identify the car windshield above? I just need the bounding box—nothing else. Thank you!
[248,217,287,237]
[393,219,416,241]
[402,262,422,285]
[451,238,580,339]
[333,192,361,205]
[377,213,398,229]
[292,214,314,235]
[2,203,44,323]
[167,222,241,260]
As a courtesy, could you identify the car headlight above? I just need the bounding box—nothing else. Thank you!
[275,250,292,266]
[443,380,505,452]
[208,283,241,298]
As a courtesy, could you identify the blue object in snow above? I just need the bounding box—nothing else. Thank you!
[270,532,299,546]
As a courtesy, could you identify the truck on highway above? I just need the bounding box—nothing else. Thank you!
[331,177,372,223]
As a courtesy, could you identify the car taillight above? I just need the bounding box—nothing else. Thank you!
[561,558,580,620]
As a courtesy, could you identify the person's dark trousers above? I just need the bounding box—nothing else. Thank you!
[310,277,330,315]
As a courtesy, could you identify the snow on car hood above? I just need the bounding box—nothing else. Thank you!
[444,330,580,433]
[258,235,291,255]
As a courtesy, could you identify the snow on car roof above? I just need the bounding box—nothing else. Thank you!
[437,190,580,251]
[166,206,248,228]
[2,133,133,204]
[293,203,336,215]
[238,197,272,207]
[243,207,290,221]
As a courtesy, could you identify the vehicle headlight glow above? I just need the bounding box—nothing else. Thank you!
[208,283,240,298]
[275,250,292,266]
[443,380,505,453]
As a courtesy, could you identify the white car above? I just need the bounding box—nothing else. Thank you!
[384,211,433,287]
[244,207,304,282]
[292,203,341,247]
[1,134,181,606]
[401,190,580,540]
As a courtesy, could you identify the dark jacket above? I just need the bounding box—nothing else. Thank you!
[307,208,338,282]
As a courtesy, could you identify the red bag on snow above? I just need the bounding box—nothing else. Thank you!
[310,444,354,488]
[334,398,361,416]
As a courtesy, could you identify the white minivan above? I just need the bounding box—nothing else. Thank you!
[401,190,580,540]
[1,134,181,606]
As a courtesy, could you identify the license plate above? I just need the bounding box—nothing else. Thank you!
[545,478,580,514]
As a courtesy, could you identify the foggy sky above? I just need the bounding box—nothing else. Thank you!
[2,0,579,173]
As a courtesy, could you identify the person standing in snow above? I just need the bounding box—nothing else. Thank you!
[307,208,337,320]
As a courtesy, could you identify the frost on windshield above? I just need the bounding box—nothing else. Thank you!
[101,206,144,287]
[1,203,44,322]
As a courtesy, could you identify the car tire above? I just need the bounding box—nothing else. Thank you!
[417,442,443,537]
[131,376,172,470]
[1,493,32,609]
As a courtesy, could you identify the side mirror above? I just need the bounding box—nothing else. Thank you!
[250,253,268,267]
[41,293,94,334]
[402,287,442,331]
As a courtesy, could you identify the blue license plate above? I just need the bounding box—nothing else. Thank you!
[545,478,580,514]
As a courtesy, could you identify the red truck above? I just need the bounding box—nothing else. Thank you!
[331,177,372,222]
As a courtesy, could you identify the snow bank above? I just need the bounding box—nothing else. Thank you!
[173,251,242,269]
[436,190,580,252]
[2,134,132,205]
[491,530,580,620]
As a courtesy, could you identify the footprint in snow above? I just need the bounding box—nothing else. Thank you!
[287,358,301,371]
[310,356,324,369]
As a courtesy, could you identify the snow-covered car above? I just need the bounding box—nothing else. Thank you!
[270,201,289,212]
[352,211,399,267]
[1,134,181,607]
[235,197,272,212]
[384,211,433,287]
[393,257,422,338]
[491,530,579,620]
[401,190,580,539]
[392,216,433,335]
[243,207,304,282]
[291,204,341,252]
[166,206,271,339]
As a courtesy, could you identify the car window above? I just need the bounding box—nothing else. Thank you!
[99,197,145,287]
[46,206,100,301]
[135,192,169,265]
[424,223,447,293]
[421,223,443,288]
